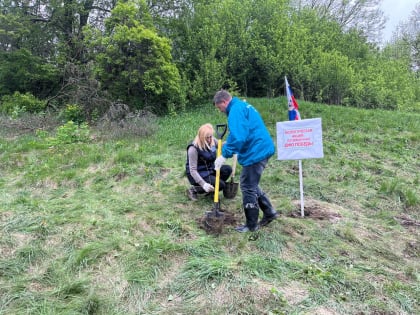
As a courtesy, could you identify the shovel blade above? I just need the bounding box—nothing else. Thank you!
[223,182,239,199]
[205,210,224,218]
[204,207,225,234]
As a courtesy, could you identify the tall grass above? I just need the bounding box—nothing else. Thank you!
[0,99,419,314]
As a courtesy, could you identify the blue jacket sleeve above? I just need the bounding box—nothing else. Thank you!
[222,98,247,158]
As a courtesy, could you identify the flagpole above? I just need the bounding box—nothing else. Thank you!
[284,76,305,217]
[299,159,304,217]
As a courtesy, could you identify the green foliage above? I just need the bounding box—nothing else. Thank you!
[2,0,419,113]
[171,0,291,99]
[54,121,90,144]
[311,49,354,104]
[346,55,418,110]
[36,121,91,145]
[86,1,184,114]
[0,49,60,99]
[171,1,241,101]
[0,91,46,117]
[165,1,418,110]
[62,104,85,124]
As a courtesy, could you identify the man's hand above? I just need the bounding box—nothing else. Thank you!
[202,183,215,192]
[214,156,226,171]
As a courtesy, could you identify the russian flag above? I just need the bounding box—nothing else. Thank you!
[285,76,301,121]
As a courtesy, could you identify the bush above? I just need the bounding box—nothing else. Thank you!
[87,3,185,115]
[62,104,85,124]
[0,92,46,117]
[32,120,90,146]
[0,49,60,99]
[53,121,90,144]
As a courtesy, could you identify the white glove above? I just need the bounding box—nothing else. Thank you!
[202,183,215,192]
[214,156,226,171]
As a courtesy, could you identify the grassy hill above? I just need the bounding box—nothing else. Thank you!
[0,99,419,314]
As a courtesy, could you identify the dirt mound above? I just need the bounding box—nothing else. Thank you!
[394,214,420,227]
[197,210,240,235]
[289,199,342,222]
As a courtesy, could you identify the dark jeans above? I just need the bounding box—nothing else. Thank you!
[240,158,269,207]
[188,165,232,191]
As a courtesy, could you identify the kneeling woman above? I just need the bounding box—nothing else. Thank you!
[186,123,232,201]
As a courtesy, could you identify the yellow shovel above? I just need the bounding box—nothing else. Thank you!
[206,124,227,218]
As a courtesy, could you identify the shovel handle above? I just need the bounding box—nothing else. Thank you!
[216,124,227,140]
[214,124,226,204]
[231,154,237,179]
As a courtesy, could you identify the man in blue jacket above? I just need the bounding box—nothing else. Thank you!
[213,90,279,232]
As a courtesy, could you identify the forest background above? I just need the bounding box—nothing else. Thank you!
[0,0,419,118]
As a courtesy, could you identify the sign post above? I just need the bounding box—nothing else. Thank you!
[276,118,324,217]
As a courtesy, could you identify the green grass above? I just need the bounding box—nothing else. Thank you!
[0,98,419,314]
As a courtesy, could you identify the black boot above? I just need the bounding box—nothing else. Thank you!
[258,192,279,227]
[195,186,206,194]
[235,203,259,232]
[186,185,206,201]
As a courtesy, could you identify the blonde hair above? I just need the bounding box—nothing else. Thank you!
[193,123,215,150]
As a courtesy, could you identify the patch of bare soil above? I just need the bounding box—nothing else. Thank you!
[309,307,338,315]
[394,214,420,228]
[114,171,128,181]
[289,199,342,222]
[403,240,419,258]
[197,209,240,235]
[394,215,420,245]
[280,281,308,305]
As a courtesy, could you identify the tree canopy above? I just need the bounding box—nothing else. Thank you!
[0,0,418,115]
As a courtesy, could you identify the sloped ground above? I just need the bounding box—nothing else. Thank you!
[1,103,419,314]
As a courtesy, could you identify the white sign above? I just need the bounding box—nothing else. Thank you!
[276,118,324,160]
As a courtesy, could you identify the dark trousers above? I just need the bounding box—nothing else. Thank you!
[240,159,268,206]
[240,158,274,228]
[188,165,232,191]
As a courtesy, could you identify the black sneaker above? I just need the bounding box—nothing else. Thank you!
[186,187,198,201]
[235,224,259,233]
[258,212,279,227]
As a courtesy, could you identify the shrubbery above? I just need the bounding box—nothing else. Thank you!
[0,92,46,117]
[62,104,85,124]
[36,121,91,145]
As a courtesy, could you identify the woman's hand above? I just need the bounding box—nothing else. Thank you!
[202,183,215,192]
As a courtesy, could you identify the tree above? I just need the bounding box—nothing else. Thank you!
[310,49,354,104]
[86,0,184,114]
[0,0,116,100]
[293,0,386,43]
[0,0,418,113]
[0,49,59,98]
[385,4,419,73]
[173,0,290,98]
